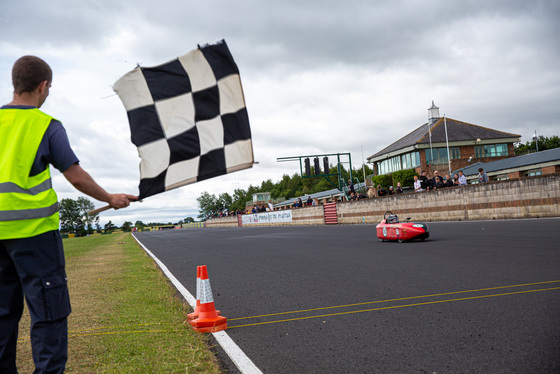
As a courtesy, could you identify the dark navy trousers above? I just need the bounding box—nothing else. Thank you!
[0,230,71,374]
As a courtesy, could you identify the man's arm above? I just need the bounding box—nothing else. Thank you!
[63,163,137,209]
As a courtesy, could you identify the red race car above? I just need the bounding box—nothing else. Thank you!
[376,211,429,243]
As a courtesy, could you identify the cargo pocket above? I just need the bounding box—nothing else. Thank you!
[41,271,71,321]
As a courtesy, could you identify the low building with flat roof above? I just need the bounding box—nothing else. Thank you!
[456,147,560,183]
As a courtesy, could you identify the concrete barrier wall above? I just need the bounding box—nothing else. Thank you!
[205,215,238,228]
[204,174,560,227]
[338,174,560,224]
[181,222,206,228]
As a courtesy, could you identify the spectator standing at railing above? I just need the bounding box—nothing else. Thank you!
[445,174,454,187]
[432,170,444,186]
[478,168,489,183]
[367,187,376,198]
[435,176,445,189]
[453,173,460,186]
[377,185,387,196]
[414,176,423,192]
[306,196,312,206]
[458,170,467,185]
[425,174,435,191]
[419,170,428,190]
[396,182,403,194]
[348,179,355,194]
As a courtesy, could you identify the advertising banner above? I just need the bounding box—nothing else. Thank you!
[242,210,293,224]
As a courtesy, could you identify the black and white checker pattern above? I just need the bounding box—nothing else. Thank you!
[113,40,253,199]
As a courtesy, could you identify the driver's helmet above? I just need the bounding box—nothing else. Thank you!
[387,214,399,224]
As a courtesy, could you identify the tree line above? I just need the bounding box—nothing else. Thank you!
[515,135,559,154]
[59,197,195,235]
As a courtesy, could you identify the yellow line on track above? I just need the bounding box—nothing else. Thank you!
[228,280,560,321]
[228,286,560,329]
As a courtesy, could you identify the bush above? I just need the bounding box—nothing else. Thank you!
[371,174,392,189]
[391,169,418,187]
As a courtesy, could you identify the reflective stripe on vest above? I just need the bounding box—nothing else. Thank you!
[0,201,59,222]
[0,108,60,239]
[0,179,53,195]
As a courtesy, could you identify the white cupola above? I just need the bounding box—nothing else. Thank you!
[428,100,440,124]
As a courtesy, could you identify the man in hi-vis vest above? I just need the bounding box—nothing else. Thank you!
[0,56,137,374]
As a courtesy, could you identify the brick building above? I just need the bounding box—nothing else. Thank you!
[367,102,521,176]
[458,147,560,182]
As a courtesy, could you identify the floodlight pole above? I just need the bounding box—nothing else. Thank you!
[361,145,366,185]
[277,152,353,192]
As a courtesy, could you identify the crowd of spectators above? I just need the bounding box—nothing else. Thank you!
[413,168,483,192]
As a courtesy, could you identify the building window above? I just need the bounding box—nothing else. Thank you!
[451,147,461,160]
[495,174,509,181]
[524,169,542,177]
[376,151,420,175]
[425,147,460,164]
[475,143,508,158]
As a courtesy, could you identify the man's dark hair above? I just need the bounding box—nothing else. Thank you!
[478,168,484,172]
[12,56,52,95]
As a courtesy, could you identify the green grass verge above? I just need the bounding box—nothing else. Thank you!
[17,233,221,373]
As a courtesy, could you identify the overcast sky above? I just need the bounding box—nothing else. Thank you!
[1,0,559,226]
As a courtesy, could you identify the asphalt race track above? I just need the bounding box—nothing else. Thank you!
[134,218,560,373]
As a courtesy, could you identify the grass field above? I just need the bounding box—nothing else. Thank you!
[16,233,221,373]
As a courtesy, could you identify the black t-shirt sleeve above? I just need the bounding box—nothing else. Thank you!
[30,120,79,176]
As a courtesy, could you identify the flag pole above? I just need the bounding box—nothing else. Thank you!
[88,200,139,216]
[88,205,112,216]
[428,122,433,173]
[444,115,451,175]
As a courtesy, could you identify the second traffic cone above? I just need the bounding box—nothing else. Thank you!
[187,266,202,321]
[189,265,227,333]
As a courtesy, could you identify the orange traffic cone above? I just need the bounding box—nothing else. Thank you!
[189,265,227,333]
[187,266,221,321]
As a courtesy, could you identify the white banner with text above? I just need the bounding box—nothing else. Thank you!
[242,210,293,224]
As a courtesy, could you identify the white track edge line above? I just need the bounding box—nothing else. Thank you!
[132,233,262,374]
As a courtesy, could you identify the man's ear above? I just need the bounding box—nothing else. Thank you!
[38,80,49,92]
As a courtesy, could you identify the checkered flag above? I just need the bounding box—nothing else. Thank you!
[113,40,253,199]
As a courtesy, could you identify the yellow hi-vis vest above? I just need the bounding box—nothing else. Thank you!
[0,108,60,239]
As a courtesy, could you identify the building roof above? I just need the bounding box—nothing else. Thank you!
[455,147,560,177]
[368,117,521,160]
